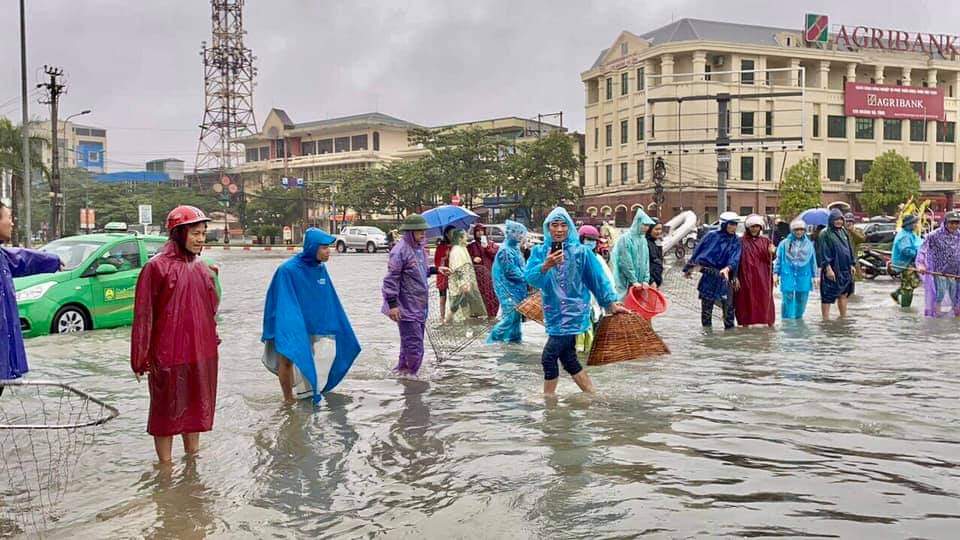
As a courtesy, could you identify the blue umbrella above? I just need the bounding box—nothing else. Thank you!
[422,205,479,238]
[798,208,831,227]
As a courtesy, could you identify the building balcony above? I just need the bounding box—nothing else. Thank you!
[233,150,394,173]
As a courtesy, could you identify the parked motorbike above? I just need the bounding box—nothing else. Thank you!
[858,248,899,280]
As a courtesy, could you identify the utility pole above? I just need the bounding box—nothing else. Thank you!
[19,0,32,247]
[716,93,731,216]
[38,65,65,240]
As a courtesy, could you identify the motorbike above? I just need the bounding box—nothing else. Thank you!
[858,248,900,280]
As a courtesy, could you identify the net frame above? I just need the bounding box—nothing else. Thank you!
[425,264,498,362]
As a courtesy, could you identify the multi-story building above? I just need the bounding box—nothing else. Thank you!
[146,158,185,183]
[582,16,960,225]
[28,120,107,173]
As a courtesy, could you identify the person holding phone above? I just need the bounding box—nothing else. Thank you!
[525,207,629,396]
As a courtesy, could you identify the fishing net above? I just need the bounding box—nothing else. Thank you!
[425,264,498,362]
[587,313,670,366]
[0,380,119,536]
[659,266,724,323]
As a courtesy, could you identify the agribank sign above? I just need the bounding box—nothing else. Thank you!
[805,14,960,58]
[845,82,945,120]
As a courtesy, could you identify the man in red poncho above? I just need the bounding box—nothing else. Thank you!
[733,214,776,327]
[131,206,220,463]
[467,223,499,317]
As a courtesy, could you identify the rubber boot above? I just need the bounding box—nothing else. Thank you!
[899,291,913,308]
[890,290,900,304]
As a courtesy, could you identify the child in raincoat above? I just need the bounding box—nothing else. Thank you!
[487,220,528,343]
[611,208,655,298]
[774,219,817,319]
[890,214,922,308]
[261,228,361,403]
[525,208,628,396]
[446,229,487,322]
[131,206,220,463]
[575,225,615,353]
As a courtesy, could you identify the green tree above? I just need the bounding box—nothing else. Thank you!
[859,150,919,215]
[503,132,580,223]
[0,116,48,244]
[409,126,505,207]
[778,157,823,219]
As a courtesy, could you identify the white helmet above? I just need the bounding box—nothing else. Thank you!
[790,218,806,230]
[745,214,765,229]
[719,211,740,223]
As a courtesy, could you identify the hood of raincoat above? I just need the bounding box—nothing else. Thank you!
[298,228,336,266]
[629,209,655,237]
[542,207,580,246]
[921,217,960,273]
[829,208,845,229]
[505,220,527,247]
[262,238,361,403]
[402,230,426,249]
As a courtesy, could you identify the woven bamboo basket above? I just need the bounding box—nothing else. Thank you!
[587,313,670,366]
[516,291,544,325]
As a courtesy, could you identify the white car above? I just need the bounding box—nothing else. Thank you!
[334,226,389,253]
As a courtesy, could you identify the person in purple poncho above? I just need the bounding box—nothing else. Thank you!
[916,211,960,318]
[0,202,63,395]
[382,214,449,376]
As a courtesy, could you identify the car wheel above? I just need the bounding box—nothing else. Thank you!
[336,241,347,253]
[366,242,377,254]
[52,306,89,334]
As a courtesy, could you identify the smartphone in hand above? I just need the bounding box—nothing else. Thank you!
[550,241,563,254]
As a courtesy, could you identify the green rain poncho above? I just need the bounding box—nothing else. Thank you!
[610,208,656,298]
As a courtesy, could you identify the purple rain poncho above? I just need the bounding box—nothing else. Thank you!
[917,221,960,317]
[1,247,62,380]
[381,231,432,323]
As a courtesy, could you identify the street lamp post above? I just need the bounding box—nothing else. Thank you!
[60,109,91,236]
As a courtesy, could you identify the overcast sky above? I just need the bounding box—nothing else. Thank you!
[1,0,954,171]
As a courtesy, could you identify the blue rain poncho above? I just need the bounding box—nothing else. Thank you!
[611,208,656,297]
[774,233,817,293]
[524,207,618,336]
[261,228,361,403]
[1,247,61,380]
[488,220,527,343]
[891,227,922,270]
[683,218,742,301]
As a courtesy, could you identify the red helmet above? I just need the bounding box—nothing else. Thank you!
[578,225,600,239]
[166,205,211,231]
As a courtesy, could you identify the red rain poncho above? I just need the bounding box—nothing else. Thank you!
[467,236,499,317]
[734,234,775,326]
[131,241,220,437]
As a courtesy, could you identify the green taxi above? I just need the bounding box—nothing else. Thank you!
[14,233,221,338]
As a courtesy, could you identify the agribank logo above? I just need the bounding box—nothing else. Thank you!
[805,14,829,44]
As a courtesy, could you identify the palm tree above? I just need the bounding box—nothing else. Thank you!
[0,117,48,245]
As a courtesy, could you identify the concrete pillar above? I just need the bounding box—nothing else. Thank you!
[661,54,674,85]
[928,68,938,88]
[645,59,656,88]
[692,50,707,81]
[819,61,831,89]
[789,59,801,86]
[902,67,912,86]
[846,63,858,84]
[757,56,768,86]
[874,65,885,85]
[730,53,741,84]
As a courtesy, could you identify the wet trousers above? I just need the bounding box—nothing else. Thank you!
[541,335,582,380]
[487,309,522,344]
[701,296,735,329]
[892,269,920,308]
[396,321,425,374]
[781,290,810,319]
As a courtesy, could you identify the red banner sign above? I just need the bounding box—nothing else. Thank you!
[844,82,944,121]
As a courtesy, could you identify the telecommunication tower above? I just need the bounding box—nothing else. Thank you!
[193,0,257,183]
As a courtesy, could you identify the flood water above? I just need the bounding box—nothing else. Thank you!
[8,250,960,538]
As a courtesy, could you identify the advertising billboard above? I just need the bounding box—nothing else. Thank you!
[844,82,944,121]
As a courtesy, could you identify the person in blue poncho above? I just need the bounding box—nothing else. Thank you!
[816,209,855,319]
[488,220,528,344]
[525,207,628,396]
[0,202,63,396]
[890,214,922,308]
[682,211,742,329]
[610,208,656,298]
[262,228,361,403]
[774,219,818,319]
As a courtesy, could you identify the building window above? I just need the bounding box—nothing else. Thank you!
[621,72,628,95]
[636,117,645,141]
[606,77,613,100]
[620,162,628,184]
[373,131,380,151]
[936,162,955,182]
[594,127,599,149]
[650,115,655,137]
[605,124,612,147]
[883,119,902,141]
[740,156,754,180]
[704,64,712,81]
[765,111,773,136]
[910,120,927,142]
[827,159,846,181]
[813,114,820,138]
[741,112,754,136]
[828,115,846,138]
[334,137,350,153]
[275,139,286,158]
[855,118,874,140]
[765,156,773,181]
[854,159,872,181]
[637,159,645,181]
[259,146,270,160]
[318,139,333,154]
[620,120,628,144]
[301,141,316,155]
[605,164,613,186]
[637,67,645,90]
[911,161,927,181]
[352,134,368,151]
[246,148,259,162]
[739,206,754,216]
[936,121,956,143]
[741,59,755,85]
